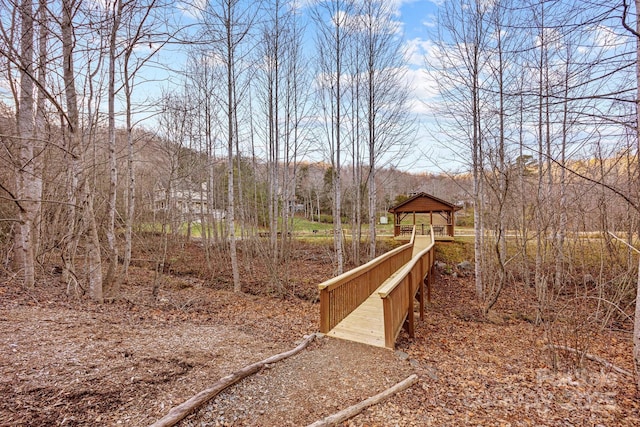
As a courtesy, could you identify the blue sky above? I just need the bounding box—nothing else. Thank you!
[155,0,452,171]
[399,0,438,38]
[395,0,462,172]
[0,0,452,171]
[7,0,622,176]
[3,0,631,177]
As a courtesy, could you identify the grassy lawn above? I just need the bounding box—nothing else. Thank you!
[179,222,226,238]
[171,217,476,240]
[285,217,396,236]
[172,217,395,239]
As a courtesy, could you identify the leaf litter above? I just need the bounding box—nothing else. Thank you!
[0,241,638,426]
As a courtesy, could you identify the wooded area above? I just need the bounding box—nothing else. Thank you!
[0,0,418,296]
[1,0,640,424]
[428,0,640,390]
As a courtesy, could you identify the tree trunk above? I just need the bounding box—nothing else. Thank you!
[554,54,570,291]
[368,165,376,260]
[61,0,102,301]
[634,256,640,390]
[333,3,345,275]
[632,0,640,393]
[15,0,36,288]
[85,192,104,303]
[472,70,483,299]
[104,0,123,295]
[123,80,135,278]
[226,4,241,292]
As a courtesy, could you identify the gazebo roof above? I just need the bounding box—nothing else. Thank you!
[388,192,462,214]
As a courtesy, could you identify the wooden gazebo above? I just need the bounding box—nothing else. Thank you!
[388,192,462,239]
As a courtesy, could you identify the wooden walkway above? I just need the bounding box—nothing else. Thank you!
[326,234,433,348]
[412,235,432,257]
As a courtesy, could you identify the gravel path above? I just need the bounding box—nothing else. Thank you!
[181,337,416,426]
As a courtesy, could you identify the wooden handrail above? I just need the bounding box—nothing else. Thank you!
[318,237,414,292]
[319,224,437,348]
[379,226,436,347]
[378,228,434,297]
[318,227,416,332]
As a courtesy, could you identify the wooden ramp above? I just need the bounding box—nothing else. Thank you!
[326,264,409,348]
[326,291,385,347]
[326,234,433,348]
[412,235,432,257]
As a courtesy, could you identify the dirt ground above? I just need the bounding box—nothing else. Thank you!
[1,241,639,426]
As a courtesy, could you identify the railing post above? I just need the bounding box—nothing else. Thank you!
[320,289,330,333]
[383,297,394,348]
[406,273,415,338]
[419,256,425,321]
[427,251,433,304]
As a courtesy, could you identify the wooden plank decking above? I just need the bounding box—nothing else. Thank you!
[412,235,432,257]
[326,235,433,348]
[326,265,406,347]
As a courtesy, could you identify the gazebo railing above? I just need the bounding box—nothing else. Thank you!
[396,225,414,236]
[395,224,430,236]
[432,225,446,236]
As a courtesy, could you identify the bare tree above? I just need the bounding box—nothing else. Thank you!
[254,0,310,288]
[104,0,124,294]
[481,0,516,313]
[313,0,354,274]
[61,0,103,301]
[200,0,259,292]
[154,90,193,296]
[259,0,286,260]
[431,0,489,299]
[279,0,311,262]
[621,0,640,392]
[119,0,167,280]
[0,0,50,288]
[15,0,37,288]
[355,0,413,260]
[182,53,220,266]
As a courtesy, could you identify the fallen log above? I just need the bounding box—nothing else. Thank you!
[149,334,316,427]
[544,344,633,378]
[305,374,419,427]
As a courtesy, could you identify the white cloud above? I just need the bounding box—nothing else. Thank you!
[347,12,404,35]
[176,0,207,20]
[421,15,437,28]
[404,38,428,67]
[84,0,109,11]
[351,0,421,10]
[403,37,447,68]
[402,66,440,115]
[591,24,627,50]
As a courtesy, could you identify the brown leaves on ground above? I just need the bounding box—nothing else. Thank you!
[1,240,639,426]
[353,274,640,426]
[0,281,316,426]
